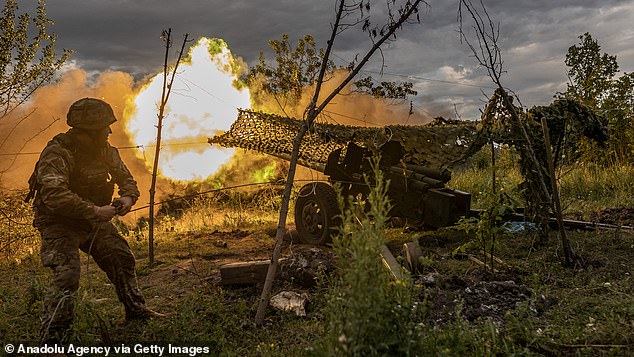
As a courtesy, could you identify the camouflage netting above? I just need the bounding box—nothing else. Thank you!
[208,109,481,170]
[476,89,607,221]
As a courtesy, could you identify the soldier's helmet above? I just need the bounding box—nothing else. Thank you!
[66,98,117,130]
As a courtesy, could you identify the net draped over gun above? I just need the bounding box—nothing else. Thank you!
[208,109,482,170]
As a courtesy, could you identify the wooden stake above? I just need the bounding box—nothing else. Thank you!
[380,245,407,281]
[148,30,189,264]
[541,118,576,266]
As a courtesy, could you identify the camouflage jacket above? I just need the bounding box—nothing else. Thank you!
[30,131,140,225]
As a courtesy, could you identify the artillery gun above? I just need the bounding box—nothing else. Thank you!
[210,109,478,245]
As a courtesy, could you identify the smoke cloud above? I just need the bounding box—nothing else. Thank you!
[1,56,455,213]
[0,68,167,214]
[253,69,438,127]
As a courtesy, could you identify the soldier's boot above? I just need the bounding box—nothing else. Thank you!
[39,305,75,357]
[125,308,167,321]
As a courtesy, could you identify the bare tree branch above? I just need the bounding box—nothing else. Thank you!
[255,0,428,326]
[0,116,59,179]
[0,107,37,150]
[458,0,578,267]
[315,0,427,118]
[148,30,190,264]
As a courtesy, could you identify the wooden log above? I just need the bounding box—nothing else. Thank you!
[467,254,498,273]
[403,241,423,273]
[479,250,507,267]
[380,245,407,281]
[220,259,285,285]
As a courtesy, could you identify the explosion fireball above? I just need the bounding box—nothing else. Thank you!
[125,37,250,181]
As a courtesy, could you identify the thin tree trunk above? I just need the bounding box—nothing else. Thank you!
[148,28,171,265]
[254,123,309,325]
[148,30,189,264]
[254,0,346,326]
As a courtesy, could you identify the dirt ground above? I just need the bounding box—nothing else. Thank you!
[590,206,634,226]
[140,225,541,330]
[134,226,336,314]
[419,272,550,327]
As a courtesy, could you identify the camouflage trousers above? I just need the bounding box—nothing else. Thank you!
[37,221,146,343]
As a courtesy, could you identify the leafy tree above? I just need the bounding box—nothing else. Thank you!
[247,33,418,114]
[562,32,634,163]
[354,76,417,100]
[0,0,71,119]
[602,72,634,162]
[563,33,618,109]
[246,34,334,111]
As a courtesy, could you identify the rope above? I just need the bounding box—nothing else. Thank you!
[0,141,209,157]
[129,179,331,213]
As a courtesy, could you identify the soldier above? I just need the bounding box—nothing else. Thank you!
[27,98,163,345]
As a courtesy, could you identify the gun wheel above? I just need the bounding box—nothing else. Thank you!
[295,182,340,245]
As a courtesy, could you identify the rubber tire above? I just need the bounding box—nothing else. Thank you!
[294,182,340,245]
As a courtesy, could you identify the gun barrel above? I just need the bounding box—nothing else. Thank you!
[405,164,451,182]
[388,167,444,189]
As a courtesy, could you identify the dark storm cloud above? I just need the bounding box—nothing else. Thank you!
[36,0,634,117]
[45,0,335,75]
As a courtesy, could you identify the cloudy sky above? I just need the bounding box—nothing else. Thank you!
[37,0,634,119]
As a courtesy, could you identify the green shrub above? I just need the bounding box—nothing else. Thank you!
[0,191,39,265]
[316,161,420,356]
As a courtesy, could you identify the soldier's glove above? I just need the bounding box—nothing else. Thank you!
[113,196,134,216]
[94,205,117,221]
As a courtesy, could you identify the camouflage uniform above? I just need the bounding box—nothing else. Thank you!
[29,99,149,344]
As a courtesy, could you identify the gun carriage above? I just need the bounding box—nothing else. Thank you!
[210,109,478,245]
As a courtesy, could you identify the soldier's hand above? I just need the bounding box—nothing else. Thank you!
[94,205,117,221]
[114,196,134,216]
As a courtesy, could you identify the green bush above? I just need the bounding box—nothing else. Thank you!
[316,161,420,356]
[0,191,39,265]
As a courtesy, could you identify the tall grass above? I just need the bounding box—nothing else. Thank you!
[559,164,634,214]
[450,147,634,216]
[136,187,288,239]
[450,146,524,209]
